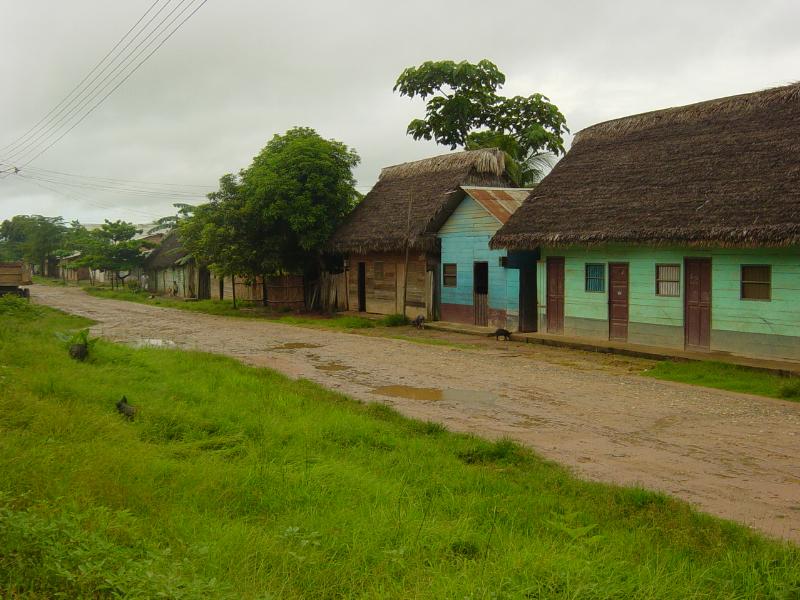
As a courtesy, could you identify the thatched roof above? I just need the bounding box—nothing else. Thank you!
[492,83,800,249]
[144,231,189,270]
[330,149,512,253]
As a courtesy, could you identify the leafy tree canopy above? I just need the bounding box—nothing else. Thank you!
[0,215,66,270]
[180,127,361,284]
[394,59,568,185]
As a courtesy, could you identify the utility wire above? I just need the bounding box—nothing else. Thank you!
[15,174,167,220]
[0,0,167,156]
[2,0,209,166]
[4,0,204,165]
[19,172,207,199]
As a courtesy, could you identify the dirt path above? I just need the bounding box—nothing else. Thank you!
[33,285,800,542]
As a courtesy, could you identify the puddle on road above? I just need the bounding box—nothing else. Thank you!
[371,385,495,403]
[315,361,350,372]
[273,343,321,350]
[133,338,177,348]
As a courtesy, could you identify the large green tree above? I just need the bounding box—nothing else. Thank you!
[180,127,360,306]
[71,220,148,288]
[394,59,568,185]
[0,215,66,273]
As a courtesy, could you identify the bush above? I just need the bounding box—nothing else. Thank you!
[0,294,39,317]
[779,378,800,400]
[380,313,409,327]
[126,280,142,293]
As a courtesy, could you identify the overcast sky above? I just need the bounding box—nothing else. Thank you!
[1,0,798,224]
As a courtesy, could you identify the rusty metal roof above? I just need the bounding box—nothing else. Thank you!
[460,186,531,224]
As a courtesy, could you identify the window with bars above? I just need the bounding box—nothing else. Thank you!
[741,265,771,300]
[656,264,680,297]
[585,263,605,292]
[443,263,457,287]
[373,261,384,280]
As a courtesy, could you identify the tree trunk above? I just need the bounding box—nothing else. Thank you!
[262,274,268,308]
[232,275,237,309]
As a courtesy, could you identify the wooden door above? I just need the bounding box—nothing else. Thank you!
[473,262,489,326]
[198,267,211,300]
[357,262,366,312]
[685,258,711,349]
[519,267,537,332]
[546,257,565,333]
[608,263,629,341]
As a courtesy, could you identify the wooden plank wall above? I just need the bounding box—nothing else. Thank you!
[347,252,432,317]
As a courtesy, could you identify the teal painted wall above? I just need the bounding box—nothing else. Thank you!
[438,196,519,327]
[535,245,800,360]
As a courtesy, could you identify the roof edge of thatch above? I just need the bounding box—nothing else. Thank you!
[328,234,439,255]
[379,148,505,181]
[576,82,800,144]
[490,225,800,250]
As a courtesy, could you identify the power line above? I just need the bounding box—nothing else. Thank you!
[19,165,213,190]
[3,0,196,164]
[14,174,167,220]
[2,0,210,166]
[18,171,207,199]
[0,0,165,156]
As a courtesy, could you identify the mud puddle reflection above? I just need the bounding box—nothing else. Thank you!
[371,385,495,404]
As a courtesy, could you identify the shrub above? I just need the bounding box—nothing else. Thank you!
[380,313,409,327]
[0,294,39,317]
[779,378,800,400]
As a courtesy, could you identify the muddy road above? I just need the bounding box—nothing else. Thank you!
[33,285,800,542]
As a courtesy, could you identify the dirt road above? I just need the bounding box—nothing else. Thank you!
[33,285,800,542]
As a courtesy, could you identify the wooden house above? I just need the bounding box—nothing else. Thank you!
[492,83,800,362]
[329,149,513,318]
[437,186,531,330]
[144,232,211,299]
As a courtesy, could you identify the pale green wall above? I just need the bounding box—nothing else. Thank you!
[535,245,800,360]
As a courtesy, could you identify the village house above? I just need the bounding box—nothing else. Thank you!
[329,149,514,318]
[437,186,531,330]
[492,83,800,362]
[144,231,211,298]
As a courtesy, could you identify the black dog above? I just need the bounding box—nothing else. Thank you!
[494,328,511,341]
[116,396,136,421]
[412,315,426,329]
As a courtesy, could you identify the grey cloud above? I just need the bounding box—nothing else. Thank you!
[1,0,798,222]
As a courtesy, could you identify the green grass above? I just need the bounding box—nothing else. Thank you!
[645,360,800,401]
[83,286,417,332]
[1,309,798,599]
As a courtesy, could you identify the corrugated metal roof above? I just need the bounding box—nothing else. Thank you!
[460,186,531,224]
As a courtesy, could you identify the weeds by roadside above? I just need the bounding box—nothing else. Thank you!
[1,306,798,598]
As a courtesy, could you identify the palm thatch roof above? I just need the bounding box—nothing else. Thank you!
[492,83,800,249]
[144,231,189,270]
[330,149,512,253]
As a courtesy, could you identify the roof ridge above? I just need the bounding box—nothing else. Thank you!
[576,81,800,144]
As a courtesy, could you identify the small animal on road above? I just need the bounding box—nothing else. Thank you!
[412,315,426,329]
[116,396,136,421]
[493,328,511,341]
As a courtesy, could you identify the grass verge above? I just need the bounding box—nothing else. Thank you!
[0,306,798,598]
[81,286,410,330]
[644,360,800,401]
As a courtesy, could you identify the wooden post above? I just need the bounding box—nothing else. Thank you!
[402,193,413,317]
[232,274,237,309]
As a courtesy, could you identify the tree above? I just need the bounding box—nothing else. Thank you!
[72,220,148,288]
[0,215,66,273]
[180,127,361,307]
[394,59,568,185]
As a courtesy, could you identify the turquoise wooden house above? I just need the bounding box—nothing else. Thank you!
[438,187,531,330]
[492,83,800,362]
